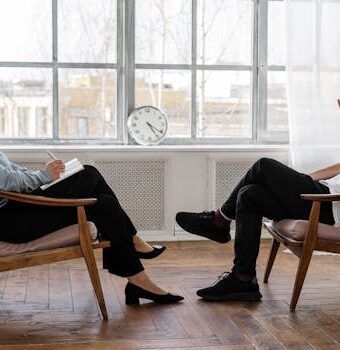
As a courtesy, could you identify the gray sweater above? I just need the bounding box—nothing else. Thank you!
[0,152,53,207]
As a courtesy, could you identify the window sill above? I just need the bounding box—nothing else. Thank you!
[1,144,289,153]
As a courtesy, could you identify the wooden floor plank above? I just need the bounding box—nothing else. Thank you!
[279,313,338,350]
[0,271,8,298]
[69,267,98,315]
[255,314,313,349]
[48,266,72,311]
[25,266,48,308]
[2,269,28,301]
[214,303,286,350]
[193,300,255,347]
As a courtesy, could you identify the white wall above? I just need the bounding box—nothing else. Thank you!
[2,145,289,241]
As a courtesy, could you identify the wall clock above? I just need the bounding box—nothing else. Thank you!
[127,106,168,145]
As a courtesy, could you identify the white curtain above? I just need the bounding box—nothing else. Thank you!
[286,0,340,173]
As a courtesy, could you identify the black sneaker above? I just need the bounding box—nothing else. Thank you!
[197,271,262,301]
[175,211,231,243]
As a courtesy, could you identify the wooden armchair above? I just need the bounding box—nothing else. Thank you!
[263,193,340,310]
[0,190,111,320]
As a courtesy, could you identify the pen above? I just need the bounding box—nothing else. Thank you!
[46,150,58,160]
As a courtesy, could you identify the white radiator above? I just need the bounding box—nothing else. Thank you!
[213,159,254,208]
[94,160,166,231]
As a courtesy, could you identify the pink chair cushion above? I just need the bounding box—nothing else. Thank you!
[0,222,98,257]
[273,219,340,242]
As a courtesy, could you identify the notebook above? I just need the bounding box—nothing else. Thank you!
[40,158,84,190]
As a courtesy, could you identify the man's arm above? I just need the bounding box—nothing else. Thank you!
[0,165,53,192]
[309,163,340,181]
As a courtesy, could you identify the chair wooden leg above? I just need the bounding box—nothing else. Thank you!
[290,200,320,311]
[78,206,109,321]
[263,239,280,283]
[290,246,314,311]
[82,248,109,320]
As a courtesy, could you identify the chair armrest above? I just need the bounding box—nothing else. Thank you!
[0,190,97,207]
[301,193,340,202]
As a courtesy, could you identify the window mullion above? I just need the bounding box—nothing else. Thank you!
[251,0,259,143]
[191,0,197,140]
[117,0,125,143]
[257,0,268,142]
[125,0,135,144]
[52,0,59,140]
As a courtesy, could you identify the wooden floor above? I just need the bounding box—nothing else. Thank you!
[1,240,340,350]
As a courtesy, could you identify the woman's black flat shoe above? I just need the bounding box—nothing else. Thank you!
[125,282,184,305]
[136,244,166,259]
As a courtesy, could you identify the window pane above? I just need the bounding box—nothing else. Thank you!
[266,71,288,132]
[58,0,117,63]
[197,70,252,138]
[0,68,52,138]
[268,0,286,66]
[197,0,253,65]
[59,69,117,138]
[135,0,191,64]
[135,70,191,137]
[0,0,51,62]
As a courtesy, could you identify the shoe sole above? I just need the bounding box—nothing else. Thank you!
[176,218,231,243]
[190,231,231,243]
[199,291,262,302]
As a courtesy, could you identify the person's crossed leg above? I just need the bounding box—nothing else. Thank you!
[176,158,334,302]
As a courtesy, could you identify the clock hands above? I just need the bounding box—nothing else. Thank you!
[146,121,163,136]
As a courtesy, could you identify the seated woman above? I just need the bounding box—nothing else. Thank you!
[0,152,183,305]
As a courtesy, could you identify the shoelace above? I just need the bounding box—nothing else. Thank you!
[197,211,215,219]
[211,271,258,287]
[212,271,231,286]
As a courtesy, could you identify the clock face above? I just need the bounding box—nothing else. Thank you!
[127,106,168,145]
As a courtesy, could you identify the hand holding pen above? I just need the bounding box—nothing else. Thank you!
[46,150,65,180]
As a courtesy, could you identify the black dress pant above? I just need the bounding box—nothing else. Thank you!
[220,158,334,276]
[0,165,144,277]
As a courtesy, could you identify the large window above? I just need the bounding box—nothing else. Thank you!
[0,0,287,144]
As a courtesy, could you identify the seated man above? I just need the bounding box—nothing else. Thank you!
[176,158,338,301]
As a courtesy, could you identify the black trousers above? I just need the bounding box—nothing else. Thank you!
[0,165,144,277]
[220,158,334,276]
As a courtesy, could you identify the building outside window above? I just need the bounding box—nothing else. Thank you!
[0,107,6,136]
[0,0,287,144]
[17,107,30,137]
[36,106,49,137]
